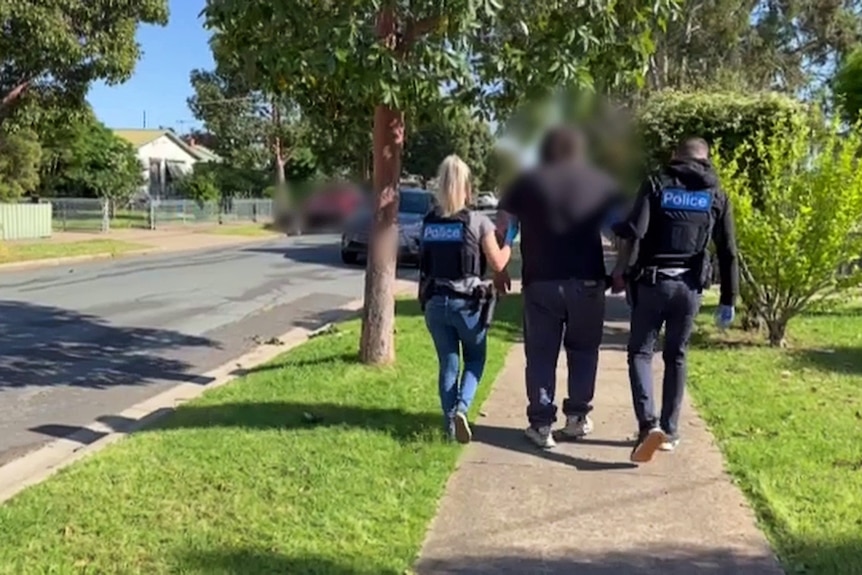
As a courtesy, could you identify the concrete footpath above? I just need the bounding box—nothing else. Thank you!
[415,292,784,575]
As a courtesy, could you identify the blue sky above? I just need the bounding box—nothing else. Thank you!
[87,0,211,131]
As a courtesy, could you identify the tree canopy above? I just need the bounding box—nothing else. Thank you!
[202,0,678,364]
[403,109,494,189]
[0,0,169,127]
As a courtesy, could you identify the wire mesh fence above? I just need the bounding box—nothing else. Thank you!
[49,198,275,232]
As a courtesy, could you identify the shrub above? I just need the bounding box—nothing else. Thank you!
[175,169,220,206]
[713,120,862,346]
[636,90,810,167]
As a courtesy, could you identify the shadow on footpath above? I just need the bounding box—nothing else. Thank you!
[178,545,790,574]
[472,424,637,472]
[415,547,784,574]
[0,300,218,390]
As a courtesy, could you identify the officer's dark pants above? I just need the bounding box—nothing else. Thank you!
[627,275,702,437]
[523,279,606,428]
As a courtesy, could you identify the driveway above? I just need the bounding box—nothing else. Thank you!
[0,234,416,465]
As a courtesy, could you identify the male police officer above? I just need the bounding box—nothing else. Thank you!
[612,137,738,464]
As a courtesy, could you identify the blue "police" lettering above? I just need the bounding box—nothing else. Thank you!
[660,188,712,212]
[422,223,463,242]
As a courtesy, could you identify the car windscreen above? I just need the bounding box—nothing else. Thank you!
[399,190,433,214]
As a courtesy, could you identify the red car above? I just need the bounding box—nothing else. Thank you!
[302,183,365,232]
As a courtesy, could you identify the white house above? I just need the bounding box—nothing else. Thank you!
[113,129,221,200]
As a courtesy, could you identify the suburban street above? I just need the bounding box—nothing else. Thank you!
[0,235,414,466]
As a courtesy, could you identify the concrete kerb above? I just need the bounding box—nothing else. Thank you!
[0,248,160,272]
[0,233,281,273]
[0,278,417,505]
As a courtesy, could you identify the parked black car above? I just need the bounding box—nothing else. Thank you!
[340,188,434,265]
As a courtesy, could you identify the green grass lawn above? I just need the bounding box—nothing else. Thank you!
[688,296,862,575]
[0,297,523,574]
[0,239,148,265]
[199,222,279,237]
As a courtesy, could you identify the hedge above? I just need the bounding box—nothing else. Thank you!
[635,90,811,167]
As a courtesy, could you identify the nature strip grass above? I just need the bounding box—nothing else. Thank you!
[688,295,862,575]
[0,239,148,265]
[0,295,523,575]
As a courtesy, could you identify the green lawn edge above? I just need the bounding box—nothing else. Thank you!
[687,295,862,575]
[0,239,148,265]
[0,295,524,575]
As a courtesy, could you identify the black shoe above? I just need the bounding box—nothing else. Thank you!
[630,427,667,463]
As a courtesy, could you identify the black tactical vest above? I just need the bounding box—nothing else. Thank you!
[639,178,718,269]
[420,209,485,284]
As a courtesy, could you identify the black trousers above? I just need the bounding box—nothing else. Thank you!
[627,275,702,436]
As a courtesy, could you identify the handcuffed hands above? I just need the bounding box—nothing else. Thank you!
[715,305,735,329]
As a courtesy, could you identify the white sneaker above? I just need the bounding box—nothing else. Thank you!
[556,415,594,440]
[453,412,472,444]
[525,425,557,449]
[659,435,680,452]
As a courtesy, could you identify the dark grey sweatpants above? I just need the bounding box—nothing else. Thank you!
[523,279,606,428]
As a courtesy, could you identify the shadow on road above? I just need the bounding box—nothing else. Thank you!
[242,241,420,280]
[0,300,218,390]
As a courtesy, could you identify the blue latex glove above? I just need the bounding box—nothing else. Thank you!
[715,305,735,329]
[602,207,623,237]
[504,217,519,246]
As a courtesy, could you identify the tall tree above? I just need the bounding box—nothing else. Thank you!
[833,44,862,121]
[638,0,862,96]
[0,0,168,127]
[204,0,677,365]
[188,36,311,191]
[404,109,494,189]
[40,113,143,204]
[0,129,41,201]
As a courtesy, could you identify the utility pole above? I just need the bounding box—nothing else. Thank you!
[142,110,147,128]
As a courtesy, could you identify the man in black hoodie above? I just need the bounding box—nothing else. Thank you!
[611,137,739,464]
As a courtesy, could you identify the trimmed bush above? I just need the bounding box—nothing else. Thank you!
[636,90,810,167]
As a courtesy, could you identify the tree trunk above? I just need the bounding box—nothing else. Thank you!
[359,5,403,365]
[359,103,403,365]
[766,318,788,347]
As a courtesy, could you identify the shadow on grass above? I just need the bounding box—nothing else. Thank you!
[180,549,395,575]
[789,346,862,375]
[147,401,442,442]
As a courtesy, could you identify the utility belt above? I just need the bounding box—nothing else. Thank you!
[420,280,497,328]
[625,254,711,308]
[629,266,692,286]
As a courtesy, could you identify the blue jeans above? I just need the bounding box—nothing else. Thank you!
[424,295,488,429]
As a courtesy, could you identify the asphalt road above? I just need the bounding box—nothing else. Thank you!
[0,234,416,465]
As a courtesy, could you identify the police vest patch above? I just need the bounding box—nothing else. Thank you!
[422,223,463,242]
[660,188,712,212]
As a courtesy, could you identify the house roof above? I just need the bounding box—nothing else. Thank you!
[112,129,217,162]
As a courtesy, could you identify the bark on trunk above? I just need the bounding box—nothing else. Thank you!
[359,5,403,365]
[359,103,403,365]
[766,318,787,347]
